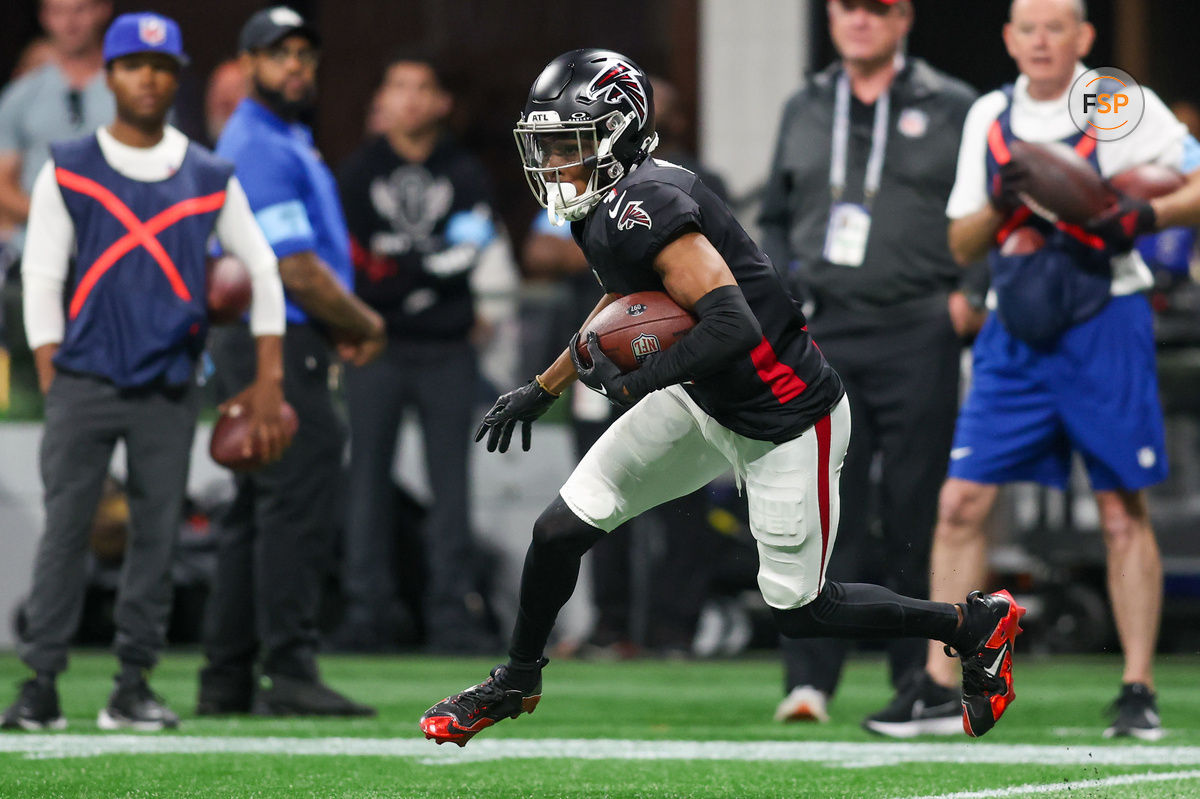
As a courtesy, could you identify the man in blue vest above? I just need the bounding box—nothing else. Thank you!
[196,6,385,718]
[868,0,1200,740]
[2,12,290,731]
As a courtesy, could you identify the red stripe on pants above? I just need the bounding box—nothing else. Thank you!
[815,412,832,581]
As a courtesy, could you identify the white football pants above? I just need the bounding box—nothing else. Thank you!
[560,385,850,609]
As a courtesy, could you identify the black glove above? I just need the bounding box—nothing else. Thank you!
[474,378,559,453]
[569,331,645,410]
[1085,191,1157,252]
[989,160,1031,213]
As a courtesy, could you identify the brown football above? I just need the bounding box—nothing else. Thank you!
[576,291,697,374]
[209,400,299,471]
[1110,164,1185,200]
[207,255,252,324]
[1009,139,1114,224]
[999,226,1046,256]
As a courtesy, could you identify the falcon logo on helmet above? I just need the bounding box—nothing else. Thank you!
[583,60,650,128]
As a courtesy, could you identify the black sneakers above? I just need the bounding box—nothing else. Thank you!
[1,678,67,731]
[251,674,377,717]
[196,668,254,716]
[97,677,180,731]
[420,659,547,747]
[951,589,1026,737]
[1104,682,1164,741]
[862,671,962,737]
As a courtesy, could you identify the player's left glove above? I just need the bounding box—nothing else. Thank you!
[1085,191,1156,252]
[475,378,559,453]
[570,331,645,410]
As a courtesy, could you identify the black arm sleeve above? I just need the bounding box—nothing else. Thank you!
[623,284,763,396]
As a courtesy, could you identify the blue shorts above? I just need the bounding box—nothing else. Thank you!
[949,294,1167,491]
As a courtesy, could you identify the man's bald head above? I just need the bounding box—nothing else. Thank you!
[1010,0,1087,22]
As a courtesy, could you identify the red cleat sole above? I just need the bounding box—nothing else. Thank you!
[419,693,542,747]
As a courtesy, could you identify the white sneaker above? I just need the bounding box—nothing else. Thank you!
[774,685,830,723]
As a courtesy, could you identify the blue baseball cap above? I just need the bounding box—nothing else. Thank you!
[103,13,189,67]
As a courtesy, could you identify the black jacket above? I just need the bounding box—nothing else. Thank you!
[338,136,495,341]
[759,58,977,319]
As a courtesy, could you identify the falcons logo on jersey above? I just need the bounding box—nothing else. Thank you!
[616,199,652,231]
[583,59,649,127]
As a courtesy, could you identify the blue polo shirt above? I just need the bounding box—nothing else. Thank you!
[216,98,352,324]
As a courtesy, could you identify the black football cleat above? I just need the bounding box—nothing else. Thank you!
[419,660,546,747]
[949,589,1026,737]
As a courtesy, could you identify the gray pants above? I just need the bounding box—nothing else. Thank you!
[342,339,478,633]
[19,371,199,674]
[201,324,343,682]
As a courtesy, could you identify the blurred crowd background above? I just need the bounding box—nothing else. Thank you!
[2,0,1200,665]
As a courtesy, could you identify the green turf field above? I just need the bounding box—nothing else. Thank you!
[1,651,1197,798]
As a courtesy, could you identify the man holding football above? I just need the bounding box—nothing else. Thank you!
[2,12,287,732]
[197,6,384,720]
[878,0,1200,740]
[419,48,1025,745]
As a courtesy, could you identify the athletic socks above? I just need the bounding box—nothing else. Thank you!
[507,498,605,669]
[772,581,961,643]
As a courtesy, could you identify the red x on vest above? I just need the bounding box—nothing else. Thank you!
[56,168,227,320]
[986,122,1106,250]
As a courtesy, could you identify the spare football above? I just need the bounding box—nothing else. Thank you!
[1000,226,1046,256]
[207,255,252,324]
[576,291,697,374]
[1110,163,1185,200]
[1009,140,1113,224]
[209,400,299,471]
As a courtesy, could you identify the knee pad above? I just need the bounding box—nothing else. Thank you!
[531,496,606,556]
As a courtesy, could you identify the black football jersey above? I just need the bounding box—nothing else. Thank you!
[572,158,844,443]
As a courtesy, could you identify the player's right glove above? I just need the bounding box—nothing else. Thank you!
[475,378,559,453]
[1084,191,1157,252]
[570,331,645,410]
[989,160,1032,213]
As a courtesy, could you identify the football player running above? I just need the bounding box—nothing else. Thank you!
[420,49,1025,745]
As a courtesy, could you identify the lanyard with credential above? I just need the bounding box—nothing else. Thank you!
[830,69,890,208]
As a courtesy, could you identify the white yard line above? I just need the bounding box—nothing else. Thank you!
[0,736,1197,769]
[893,769,1200,799]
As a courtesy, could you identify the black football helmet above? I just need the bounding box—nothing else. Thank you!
[515,49,658,225]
